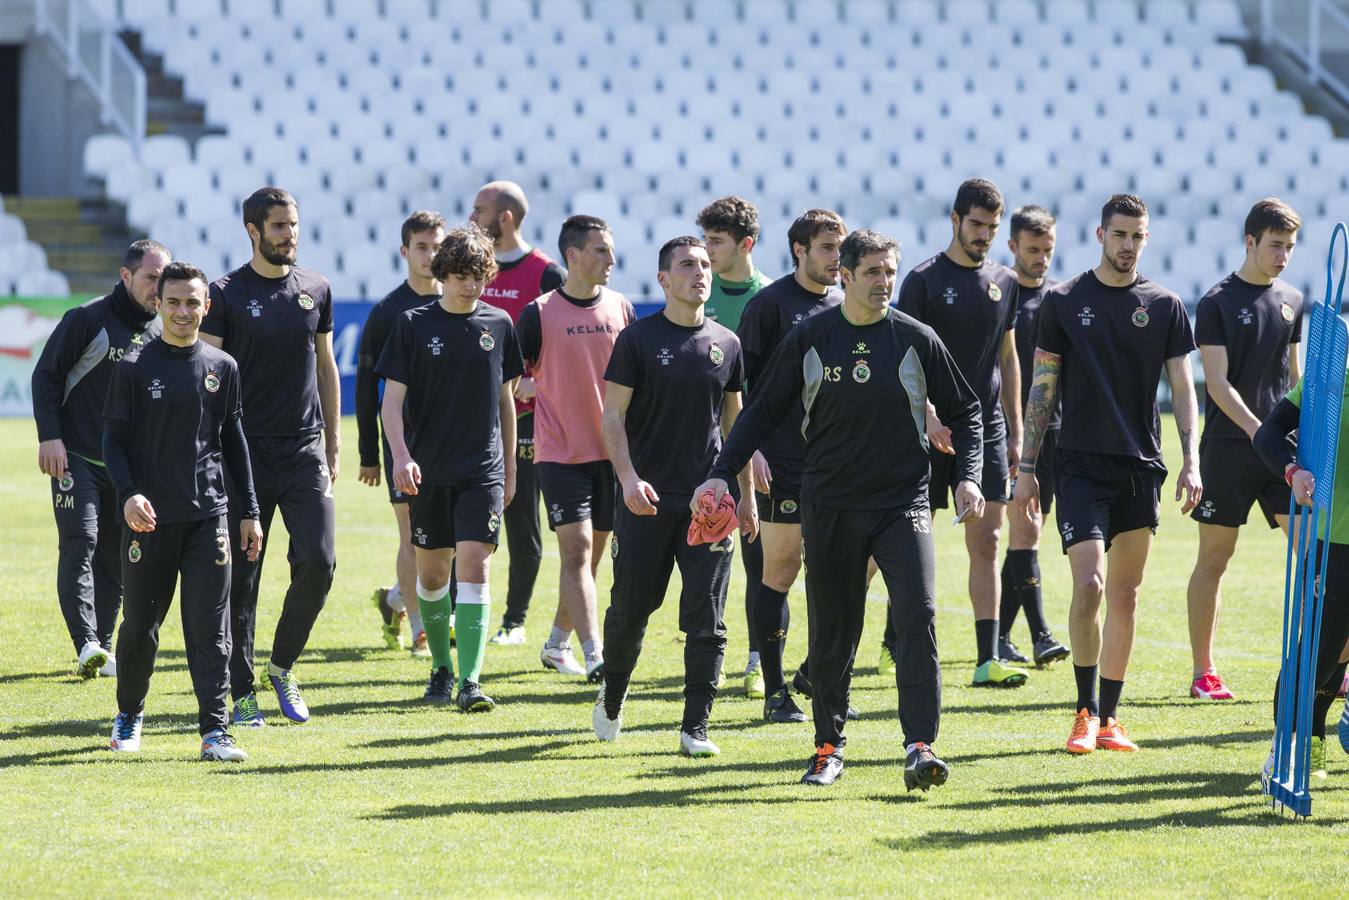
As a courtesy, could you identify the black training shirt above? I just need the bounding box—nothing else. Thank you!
[31,283,161,462]
[1193,273,1303,442]
[711,306,983,510]
[375,301,524,485]
[735,273,843,486]
[203,264,333,437]
[897,253,1019,439]
[604,312,744,498]
[355,281,440,467]
[102,338,258,523]
[1036,270,1196,466]
[1013,280,1061,431]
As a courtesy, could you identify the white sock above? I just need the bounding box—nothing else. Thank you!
[747,651,760,672]
[407,604,424,635]
[387,582,405,613]
[582,638,602,659]
[267,661,288,677]
[458,582,488,605]
[548,626,570,648]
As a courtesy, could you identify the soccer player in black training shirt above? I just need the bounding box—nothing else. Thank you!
[736,208,845,724]
[997,207,1070,668]
[1185,198,1304,701]
[377,224,523,712]
[699,230,984,789]
[357,210,445,657]
[32,239,168,679]
[897,177,1029,689]
[103,262,264,761]
[1013,194,1202,754]
[593,236,756,757]
[201,187,340,727]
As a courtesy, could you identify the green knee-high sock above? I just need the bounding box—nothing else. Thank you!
[455,581,492,689]
[418,580,455,673]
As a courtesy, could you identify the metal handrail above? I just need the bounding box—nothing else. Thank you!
[31,0,146,148]
[1261,0,1349,108]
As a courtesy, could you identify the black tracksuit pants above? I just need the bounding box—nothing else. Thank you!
[115,514,232,735]
[602,502,733,733]
[227,433,335,698]
[51,454,123,652]
[802,500,940,750]
[501,412,543,629]
[1274,540,1349,738]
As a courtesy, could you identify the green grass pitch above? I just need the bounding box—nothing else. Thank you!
[1,416,1346,896]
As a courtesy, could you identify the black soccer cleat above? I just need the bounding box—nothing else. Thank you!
[792,667,812,697]
[455,680,496,712]
[422,666,454,704]
[801,745,844,786]
[904,742,949,793]
[763,687,808,723]
[998,635,1030,665]
[1033,632,1071,668]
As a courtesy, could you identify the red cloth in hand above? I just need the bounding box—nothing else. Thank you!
[687,489,738,546]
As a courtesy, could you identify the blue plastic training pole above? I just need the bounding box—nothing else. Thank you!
[1266,222,1349,818]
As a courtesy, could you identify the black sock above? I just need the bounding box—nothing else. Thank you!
[1313,661,1348,739]
[1074,664,1099,717]
[975,618,998,665]
[754,586,790,694]
[604,670,631,720]
[1099,677,1125,723]
[1008,549,1049,638]
[797,658,809,679]
[998,555,1021,638]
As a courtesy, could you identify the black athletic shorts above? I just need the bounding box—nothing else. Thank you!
[1054,448,1165,552]
[538,460,616,532]
[1192,436,1289,529]
[380,433,411,505]
[409,482,504,550]
[929,438,1011,509]
[755,482,802,525]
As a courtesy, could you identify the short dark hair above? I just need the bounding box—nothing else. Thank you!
[1010,205,1056,239]
[953,178,1004,218]
[1101,193,1148,227]
[155,261,207,298]
[787,208,846,269]
[242,186,296,233]
[558,214,611,263]
[123,239,170,272]
[658,236,706,272]
[1245,198,1302,242]
[401,210,447,248]
[696,196,760,245]
[430,223,498,282]
[839,229,899,272]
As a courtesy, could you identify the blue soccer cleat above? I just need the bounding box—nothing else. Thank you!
[268,670,310,723]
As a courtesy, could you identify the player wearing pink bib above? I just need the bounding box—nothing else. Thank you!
[516,216,636,680]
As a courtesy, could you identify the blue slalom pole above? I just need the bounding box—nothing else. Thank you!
[1265,222,1349,818]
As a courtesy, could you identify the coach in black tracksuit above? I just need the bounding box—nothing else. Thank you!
[32,240,168,666]
[104,262,262,736]
[597,237,752,748]
[701,231,983,786]
[201,187,339,718]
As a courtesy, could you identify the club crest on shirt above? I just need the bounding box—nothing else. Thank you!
[479,332,495,352]
[852,359,871,383]
[1078,307,1094,326]
[709,343,724,365]
[1131,306,1150,328]
[128,540,142,563]
[988,283,1003,302]
[657,348,673,366]
[1238,307,1253,326]
[942,286,958,305]
[204,371,221,393]
[298,292,315,310]
[148,377,164,399]
[1281,302,1295,323]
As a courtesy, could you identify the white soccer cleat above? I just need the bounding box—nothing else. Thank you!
[99,654,117,678]
[200,728,248,762]
[490,625,526,645]
[540,642,585,676]
[585,653,605,684]
[679,730,721,758]
[109,712,142,752]
[592,683,623,742]
[77,641,109,680]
